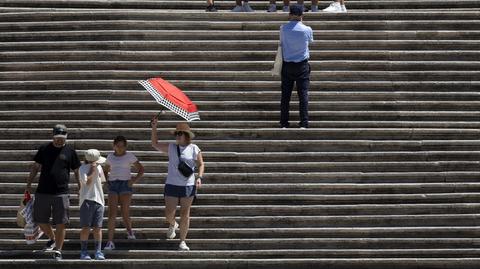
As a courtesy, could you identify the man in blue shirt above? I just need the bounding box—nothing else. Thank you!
[279,5,313,129]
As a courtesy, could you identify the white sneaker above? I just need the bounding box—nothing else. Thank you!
[267,4,277,12]
[282,5,289,12]
[231,5,244,12]
[341,4,347,12]
[127,230,136,240]
[243,2,254,12]
[178,241,190,251]
[104,241,115,251]
[323,2,342,12]
[166,222,179,239]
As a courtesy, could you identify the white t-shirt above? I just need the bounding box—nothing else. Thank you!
[79,163,106,206]
[106,152,138,181]
[166,143,201,186]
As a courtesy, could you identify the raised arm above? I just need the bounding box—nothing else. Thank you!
[151,115,169,153]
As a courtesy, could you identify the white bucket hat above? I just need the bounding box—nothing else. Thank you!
[84,149,106,164]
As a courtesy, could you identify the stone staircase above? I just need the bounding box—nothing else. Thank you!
[1,0,480,268]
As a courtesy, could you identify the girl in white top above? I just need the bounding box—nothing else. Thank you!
[103,136,144,251]
[151,116,205,251]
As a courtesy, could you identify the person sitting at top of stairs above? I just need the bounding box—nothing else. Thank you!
[268,0,318,12]
[206,0,217,12]
[323,0,347,12]
[231,0,255,12]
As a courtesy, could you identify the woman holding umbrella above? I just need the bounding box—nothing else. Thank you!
[150,115,204,251]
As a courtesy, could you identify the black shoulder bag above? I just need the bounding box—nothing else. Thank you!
[177,145,195,178]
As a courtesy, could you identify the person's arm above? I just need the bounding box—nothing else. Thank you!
[151,115,169,153]
[196,151,205,188]
[102,163,110,188]
[129,161,144,187]
[74,168,80,190]
[26,162,41,193]
[86,163,98,186]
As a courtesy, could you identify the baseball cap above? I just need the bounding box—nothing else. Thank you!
[289,4,303,16]
[53,124,68,138]
[84,149,106,164]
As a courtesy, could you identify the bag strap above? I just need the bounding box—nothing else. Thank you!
[176,145,183,162]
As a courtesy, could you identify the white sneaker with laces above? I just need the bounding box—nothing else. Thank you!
[267,4,277,12]
[323,2,342,12]
[341,4,347,12]
[178,241,190,251]
[104,241,115,251]
[166,222,179,239]
[231,5,244,12]
[243,2,254,12]
[282,5,290,12]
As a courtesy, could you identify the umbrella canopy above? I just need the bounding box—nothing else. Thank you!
[139,78,200,121]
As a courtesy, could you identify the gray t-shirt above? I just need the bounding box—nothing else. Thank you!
[166,143,201,186]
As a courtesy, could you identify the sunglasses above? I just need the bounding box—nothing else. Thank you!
[174,131,186,137]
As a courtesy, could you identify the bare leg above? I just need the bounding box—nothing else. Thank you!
[270,0,276,4]
[54,224,66,250]
[119,194,133,232]
[107,194,119,242]
[80,227,90,241]
[312,0,319,6]
[164,196,179,226]
[93,227,102,241]
[236,0,242,5]
[179,197,194,241]
[283,0,290,6]
[297,0,304,5]
[38,223,55,241]
[207,0,214,5]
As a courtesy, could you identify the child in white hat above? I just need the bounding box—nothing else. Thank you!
[79,149,107,260]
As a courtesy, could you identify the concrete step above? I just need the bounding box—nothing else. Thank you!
[3,203,480,217]
[4,248,480,259]
[2,40,480,51]
[2,20,480,32]
[7,100,480,111]
[5,149,480,162]
[2,237,480,250]
[3,60,480,72]
[6,110,480,121]
[1,0,480,10]
[4,120,480,129]
[0,258,479,269]
[2,10,480,22]
[5,183,480,195]
[4,127,480,141]
[3,30,480,42]
[3,139,480,152]
[2,226,479,239]
[4,50,480,62]
[6,90,480,102]
[4,160,480,173]
[4,171,480,184]
[2,70,479,82]
[2,193,479,206]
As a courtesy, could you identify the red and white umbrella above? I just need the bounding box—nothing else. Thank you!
[139,77,200,121]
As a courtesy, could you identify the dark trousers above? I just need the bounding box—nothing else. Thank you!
[280,59,311,128]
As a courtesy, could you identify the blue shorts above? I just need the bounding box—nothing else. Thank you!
[108,180,133,195]
[80,200,104,228]
[164,184,196,198]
